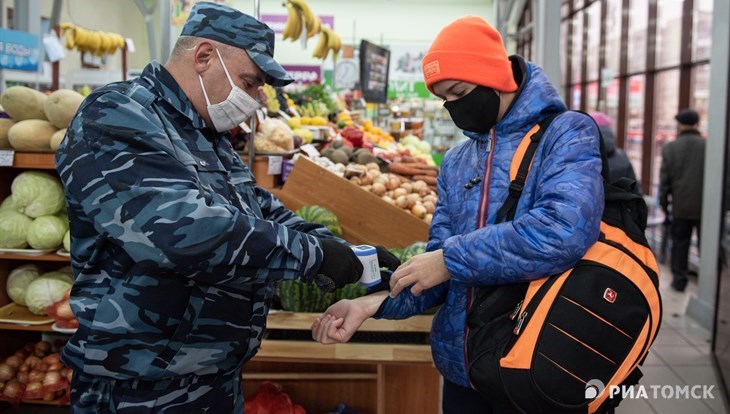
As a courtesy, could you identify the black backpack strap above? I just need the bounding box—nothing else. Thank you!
[495,112,563,224]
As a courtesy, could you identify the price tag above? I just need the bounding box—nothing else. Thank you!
[43,33,66,62]
[0,150,15,166]
[299,144,319,158]
[268,156,283,175]
[125,38,136,53]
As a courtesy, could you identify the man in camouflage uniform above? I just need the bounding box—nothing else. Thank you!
[55,3,397,412]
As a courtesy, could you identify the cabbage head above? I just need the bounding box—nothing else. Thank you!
[6,264,41,306]
[11,171,65,218]
[25,274,73,315]
[26,215,68,250]
[0,195,16,212]
[63,230,71,252]
[0,210,32,248]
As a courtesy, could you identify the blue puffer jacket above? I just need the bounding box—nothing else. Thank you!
[375,57,604,387]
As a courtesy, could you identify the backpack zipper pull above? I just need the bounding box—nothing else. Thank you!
[509,300,523,320]
[513,311,528,335]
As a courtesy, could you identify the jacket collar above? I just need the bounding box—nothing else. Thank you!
[139,60,207,130]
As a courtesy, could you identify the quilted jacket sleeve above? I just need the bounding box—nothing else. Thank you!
[442,114,604,286]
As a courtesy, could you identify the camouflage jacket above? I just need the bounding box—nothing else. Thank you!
[55,61,333,380]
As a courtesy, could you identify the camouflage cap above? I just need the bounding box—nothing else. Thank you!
[180,2,293,86]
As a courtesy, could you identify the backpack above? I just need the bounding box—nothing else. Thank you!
[466,111,662,414]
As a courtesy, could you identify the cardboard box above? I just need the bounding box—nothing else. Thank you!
[273,157,429,247]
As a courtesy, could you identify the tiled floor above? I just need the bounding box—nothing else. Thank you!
[616,262,730,414]
[5,265,730,414]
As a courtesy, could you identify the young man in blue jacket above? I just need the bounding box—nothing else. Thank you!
[312,15,603,413]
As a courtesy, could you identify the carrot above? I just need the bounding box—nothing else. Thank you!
[388,163,426,176]
[413,175,437,185]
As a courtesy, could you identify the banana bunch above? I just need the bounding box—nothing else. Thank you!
[60,23,126,56]
[312,27,342,61]
[282,0,320,41]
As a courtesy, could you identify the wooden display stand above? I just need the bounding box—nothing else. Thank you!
[272,157,430,248]
[245,312,441,414]
[242,155,283,191]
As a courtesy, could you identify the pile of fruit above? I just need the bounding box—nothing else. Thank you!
[1,86,84,152]
[0,341,72,403]
[345,163,437,223]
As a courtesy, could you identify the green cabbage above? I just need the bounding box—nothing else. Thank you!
[63,230,71,252]
[0,210,32,248]
[11,171,65,218]
[40,270,74,285]
[6,264,42,306]
[26,215,68,250]
[25,273,73,315]
[0,195,16,212]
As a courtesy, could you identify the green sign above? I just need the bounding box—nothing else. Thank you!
[388,80,430,99]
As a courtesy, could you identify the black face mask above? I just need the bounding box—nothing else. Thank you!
[443,85,501,134]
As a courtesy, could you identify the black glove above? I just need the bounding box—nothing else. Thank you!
[375,245,401,271]
[314,239,363,292]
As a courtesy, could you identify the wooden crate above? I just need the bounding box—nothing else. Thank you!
[273,157,429,248]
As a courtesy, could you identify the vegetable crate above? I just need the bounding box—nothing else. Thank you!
[272,157,429,248]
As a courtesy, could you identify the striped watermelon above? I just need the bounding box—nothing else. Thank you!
[400,242,427,262]
[295,205,343,238]
[278,280,336,312]
[335,283,367,301]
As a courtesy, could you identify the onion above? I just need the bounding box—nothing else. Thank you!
[0,382,4,392]
[3,380,23,399]
[423,201,436,214]
[34,341,51,355]
[425,213,433,225]
[366,162,380,171]
[43,371,65,393]
[393,188,407,199]
[381,195,395,205]
[28,370,45,382]
[18,363,29,373]
[16,371,29,384]
[395,195,409,209]
[411,204,427,219]
[0,363,16,381]
[371,183,387,196]
[401,183,413,194]
[412,180,427,192]
[36,363,48,373]
[25,355,42,369]
[5,355,23,368]
[24,380,43,399]
[43,391,55,401]
[418,187,432,197]
[42,354,60,366]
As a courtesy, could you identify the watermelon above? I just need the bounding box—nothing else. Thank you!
[295,205,343,238]
[400,242,427,262]
[278,280,336,312]
[335,283,367,301]
[388,248,404,262]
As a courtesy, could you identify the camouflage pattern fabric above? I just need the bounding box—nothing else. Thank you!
[180,2,292,86]
[71,369,242,413]
[55,61,337,410]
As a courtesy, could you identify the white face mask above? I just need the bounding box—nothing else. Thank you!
[198,48,260,132]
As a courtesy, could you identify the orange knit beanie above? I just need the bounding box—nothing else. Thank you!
[422,16,517,94]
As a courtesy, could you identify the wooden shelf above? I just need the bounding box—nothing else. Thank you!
[0,322,54,332]
[5,152,57,170]
[267,311,432,333]
[244,372,377,380]
[256,340,433,364]
[0,253,69,262]
[0,398,68,406]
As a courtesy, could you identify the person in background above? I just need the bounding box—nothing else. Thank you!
[311,15,603,413]
[55,2,397,412]
[589,111,640,190]
[659,109,706,292]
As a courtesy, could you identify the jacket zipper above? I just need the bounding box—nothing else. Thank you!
[464,130,496,380]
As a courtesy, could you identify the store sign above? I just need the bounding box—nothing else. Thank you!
[261,14,334,34]
[387,45,431,99]
[388,80,430,99]
[283,65,321,84]
[0,29,40,72]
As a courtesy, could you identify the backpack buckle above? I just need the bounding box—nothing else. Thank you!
[509,181,524,195]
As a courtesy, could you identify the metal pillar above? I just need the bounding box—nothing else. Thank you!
[135,0,158,61]
[687,0,730,329]
[533,0,561,86]
[159,0,172,63]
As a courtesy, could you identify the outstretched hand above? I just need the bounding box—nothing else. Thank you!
[389,249,451,297]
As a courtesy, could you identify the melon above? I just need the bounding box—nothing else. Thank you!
[295,205,342,238]
[50,128,67,151]
[335,283,367,301]
[7,120,58,152]
[400,241,427,263]
[44,89,84,128]
[0,86,48,121]
[0,118,15,149]
[278,280,336,312]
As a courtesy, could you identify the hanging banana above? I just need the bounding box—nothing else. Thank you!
[59,23,126,56]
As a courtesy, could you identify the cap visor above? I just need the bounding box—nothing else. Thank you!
[247,50,293,87]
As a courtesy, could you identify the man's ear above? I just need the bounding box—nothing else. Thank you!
[193,41,216,74]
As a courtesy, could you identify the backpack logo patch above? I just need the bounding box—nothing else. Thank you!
[603,288,617,303]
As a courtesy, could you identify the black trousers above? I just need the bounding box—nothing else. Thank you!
[670,217,701,283]
[442,380,517,414]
